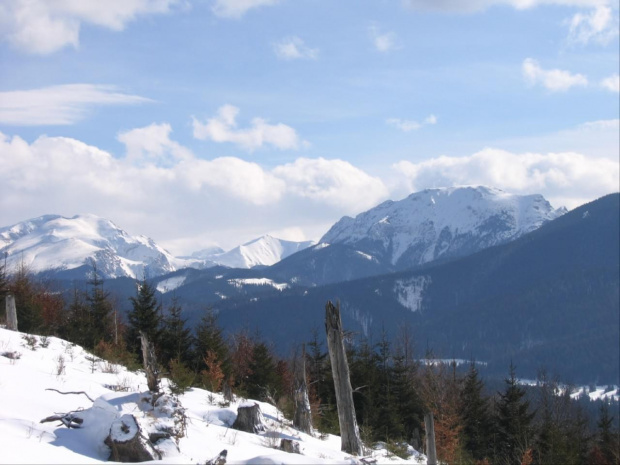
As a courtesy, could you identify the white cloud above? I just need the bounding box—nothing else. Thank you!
[0,84,151,126]
[567,5,619,45]
[192,104,306,151]
[387,115,437,132]
[118,123,192,164]
[393,148,619,209]
[369,25,397,52]
[402,0,612,13]
[601,74,620,92]
[0,0,181,54]
[211,0,280,18]
[273,157,389,210]
[0,125,389,252]
[522,58,588,92]
[273,36,318,60]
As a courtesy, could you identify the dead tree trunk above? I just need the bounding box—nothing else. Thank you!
[140,332,159,393]
[424,412,438,465]
[5,294,17,331]
[325,301,363,456]
[293,344,312,434]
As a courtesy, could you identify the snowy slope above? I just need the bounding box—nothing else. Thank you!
[0,327,426,464]
[204,235,315,269]
[0,214,177,279]
[321,186,566,268]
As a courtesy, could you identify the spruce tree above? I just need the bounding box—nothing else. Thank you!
[495,363,535,465]
[127,278,161,356]
[159,297,192,367]
[459,362,492,461]
[86,265,114,345]
[193,308,230,376]
[246,341,278,401]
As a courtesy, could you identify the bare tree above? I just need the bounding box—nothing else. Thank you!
[293,344,312,434]
[324,301,363,455]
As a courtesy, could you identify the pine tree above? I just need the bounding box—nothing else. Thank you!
[596,402,619,465]
[127,278,161,357]
[159,297,192,367]
[495,363,535,465]
[86,265,114,345]
[61,288,90,347]
[391,353,424,445]
[193,308,230,376]
[459,362,492,461]
[246,341,278,401]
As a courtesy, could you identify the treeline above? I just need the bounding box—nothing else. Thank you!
[1,264,618,464]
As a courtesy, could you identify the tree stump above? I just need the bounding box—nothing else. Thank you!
[280,438,301,454]
[104,414,161,462]
[325,301,363,456]
[206,449,228,465]
[232,402,266,434]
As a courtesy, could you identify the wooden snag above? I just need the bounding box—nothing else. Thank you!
[293,343,312,434]
[324,300,363,456]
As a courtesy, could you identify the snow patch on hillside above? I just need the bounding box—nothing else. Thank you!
[156,276,187,294]
[394,276,431,313]
[228,278,289,291]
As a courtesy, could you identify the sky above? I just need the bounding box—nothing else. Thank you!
[0,0,618,254]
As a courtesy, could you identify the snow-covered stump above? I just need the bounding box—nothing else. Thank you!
[232,402,266,434]
[5,294,17,331]
[280,439,301,454]
[105,414,161,462]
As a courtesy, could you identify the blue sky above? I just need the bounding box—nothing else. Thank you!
[0,0,618,253]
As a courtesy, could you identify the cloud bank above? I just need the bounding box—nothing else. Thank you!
[393,148,618,209]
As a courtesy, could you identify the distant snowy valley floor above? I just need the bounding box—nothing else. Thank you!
[0,328,426,464]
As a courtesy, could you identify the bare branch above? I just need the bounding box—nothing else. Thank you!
[45,388,94,402]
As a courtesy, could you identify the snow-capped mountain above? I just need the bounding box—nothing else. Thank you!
[202,235,315,269]
[0,215,316,279]
[0,214,177,279]
[321,186,567,269]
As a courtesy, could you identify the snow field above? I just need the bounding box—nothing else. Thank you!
[0,328,426,464]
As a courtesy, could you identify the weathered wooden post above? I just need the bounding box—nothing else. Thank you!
[140,331,159,393]
[424,412,438,465]
[325,301,363,455]
[5,294,17,331]
[293,344,312,434]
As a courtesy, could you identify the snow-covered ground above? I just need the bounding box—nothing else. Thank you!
[0,328,426,464]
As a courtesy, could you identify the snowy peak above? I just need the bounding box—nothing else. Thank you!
[204,235,315,269]
[0,214,176,279]
[321,186,566,268]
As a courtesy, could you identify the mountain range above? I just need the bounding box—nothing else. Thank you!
[2,186,617,383]
[0,215,314,278]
